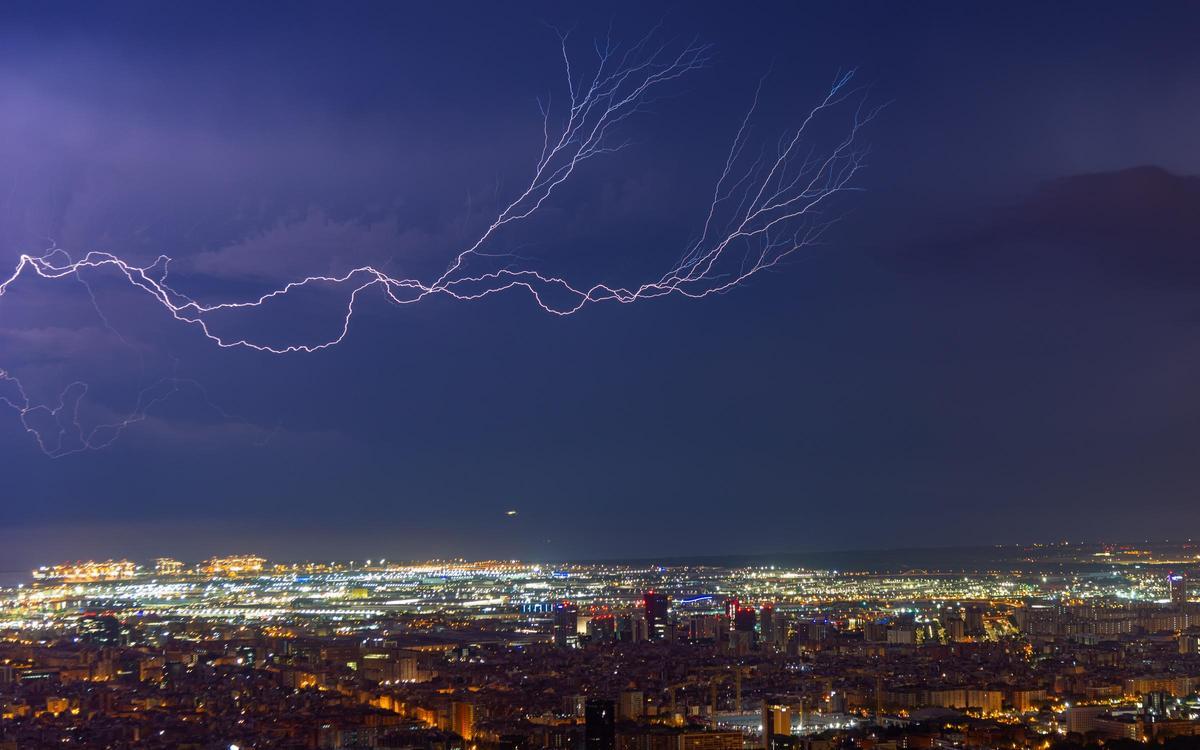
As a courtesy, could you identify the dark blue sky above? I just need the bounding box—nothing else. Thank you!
[2,2,1200,573]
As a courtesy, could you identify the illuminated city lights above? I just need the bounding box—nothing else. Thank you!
[2,543,1200,748]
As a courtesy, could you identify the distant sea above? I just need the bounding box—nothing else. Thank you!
[0,542,1181,589]
[557,542,1162,575]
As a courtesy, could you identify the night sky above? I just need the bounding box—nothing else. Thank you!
[3,2,1200,575]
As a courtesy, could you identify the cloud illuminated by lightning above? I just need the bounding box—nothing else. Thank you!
[0,30,881,456]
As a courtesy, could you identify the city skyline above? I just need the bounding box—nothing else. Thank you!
[4,4,1200,748]
[5,541,1200,748]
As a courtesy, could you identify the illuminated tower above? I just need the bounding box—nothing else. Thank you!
[644,592,670,640]
[1170,573,1188,607]
[451,701,475,741]
[762,703,792,750]
[760,603,777,650]
[553,601,579,647]
[728,606,757,654]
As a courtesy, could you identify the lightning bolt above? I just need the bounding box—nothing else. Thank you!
[0,30,881,456]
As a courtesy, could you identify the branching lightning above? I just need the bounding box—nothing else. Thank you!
[0,30,881,456]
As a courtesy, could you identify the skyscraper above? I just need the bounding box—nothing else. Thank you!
[588,614,616,643]
[1170,573,1188,607]
[733,606,757,633]
[725,606,758,654]
[553,601,579,647]
[689,614,722,641]
[760,603,775,642]
[585,699,616,750]
[451,701,475,741]
[760,603,783,650]
[617,613,647,643]
[965,605,985,636]
[644,592,670,640]
[762,703,793,750]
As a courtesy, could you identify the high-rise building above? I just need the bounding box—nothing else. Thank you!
[729,630,753,655]
[1143,691,1171,717]
[1180,632,1200,655]
[1169,574,1188,607]
[585,699,616,750]
[734,606,757,633]
[965,605,985,636]
[862,621,889,643]
[553,602,579,647]
[588,614,616,642]
[806,620,830,644]
[451,701,476,741]
[942,614,966,642]
[617,613,647,643]
[760,603,776,645]
[618,690,644,721]
[644,592,670,640]
[563,695,587,718]
[728,606,759,654]
[762,703,792,750]
[886,625,916,645]
[689,614,722,641]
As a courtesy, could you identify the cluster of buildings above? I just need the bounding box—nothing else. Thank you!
[3,545,1200,749]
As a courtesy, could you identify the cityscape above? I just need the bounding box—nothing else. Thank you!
[4,2,1200,750]
[3,544,1200,749]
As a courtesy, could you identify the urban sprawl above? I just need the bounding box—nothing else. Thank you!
[2,543,1200,750]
